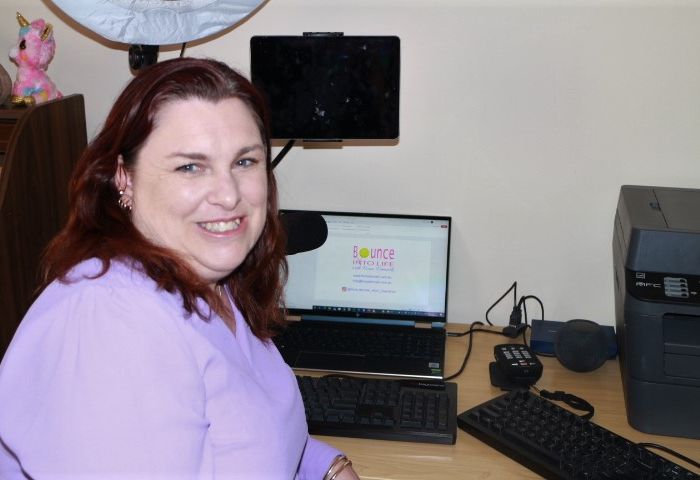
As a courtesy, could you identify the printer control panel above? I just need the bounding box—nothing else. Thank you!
[627,269,700,304]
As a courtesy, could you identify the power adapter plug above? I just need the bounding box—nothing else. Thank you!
[503,306,527,338]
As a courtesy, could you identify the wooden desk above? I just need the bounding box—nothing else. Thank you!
[308,325,700,479]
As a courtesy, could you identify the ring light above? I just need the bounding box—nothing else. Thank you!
[51,0,265,45]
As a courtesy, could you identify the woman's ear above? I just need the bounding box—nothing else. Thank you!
[113,155,133,196]
[114,156,134,212]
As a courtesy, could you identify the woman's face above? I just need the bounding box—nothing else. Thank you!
[116,97,268,286]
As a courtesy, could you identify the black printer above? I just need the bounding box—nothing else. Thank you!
[613,185,700,439]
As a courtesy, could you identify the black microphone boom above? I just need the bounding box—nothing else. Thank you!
[280,211,328,255]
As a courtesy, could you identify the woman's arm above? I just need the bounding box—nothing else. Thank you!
[0,280,210,479]
[298,436,360,480]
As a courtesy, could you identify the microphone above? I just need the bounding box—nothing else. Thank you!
[280,211,328,255]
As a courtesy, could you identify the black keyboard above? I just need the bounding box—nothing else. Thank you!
[297,374,457,444]
[457,389,699,480]
[275,322,446,378]
[277,322,444,359]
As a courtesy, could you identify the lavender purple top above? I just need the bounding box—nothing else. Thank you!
[0,259,341,479]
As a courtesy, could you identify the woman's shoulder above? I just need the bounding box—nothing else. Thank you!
[2,258,196,374]
[61,257,157,290]
[21,258,182,332]
[47,257,173,301]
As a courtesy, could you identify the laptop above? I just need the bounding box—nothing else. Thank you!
[274,210,451,379]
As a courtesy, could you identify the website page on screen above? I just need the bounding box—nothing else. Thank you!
[285,214,450,319]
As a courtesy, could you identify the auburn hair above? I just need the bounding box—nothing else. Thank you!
[41,57,287,339]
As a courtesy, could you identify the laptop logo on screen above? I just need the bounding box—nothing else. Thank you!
[353,245,396,268]
[351,244,397,295]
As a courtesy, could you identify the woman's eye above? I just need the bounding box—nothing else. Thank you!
[236,158,259,168]
[176,163,201,173]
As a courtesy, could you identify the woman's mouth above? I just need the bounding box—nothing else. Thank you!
[199,218,242,233]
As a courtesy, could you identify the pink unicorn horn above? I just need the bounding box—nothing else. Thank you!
[16,12,29,28]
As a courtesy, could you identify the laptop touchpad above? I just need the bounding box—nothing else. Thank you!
[296,352,366,371]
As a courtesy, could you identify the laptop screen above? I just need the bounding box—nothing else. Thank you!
[283,210,451,324]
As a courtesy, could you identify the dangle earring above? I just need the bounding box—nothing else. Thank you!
[117,189,133,212]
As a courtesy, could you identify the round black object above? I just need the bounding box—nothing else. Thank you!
[554,319,608,373]
[128,44,159,71]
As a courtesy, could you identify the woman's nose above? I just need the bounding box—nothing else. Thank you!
[208,171,240,209]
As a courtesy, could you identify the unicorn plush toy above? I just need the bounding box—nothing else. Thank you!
[9,12,62,106]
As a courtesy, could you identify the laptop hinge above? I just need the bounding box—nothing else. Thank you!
[415,322,447,329]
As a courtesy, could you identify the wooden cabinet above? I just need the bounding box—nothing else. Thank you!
[0,94,87,357]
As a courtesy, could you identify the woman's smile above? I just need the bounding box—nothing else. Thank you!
[198,217,243,234]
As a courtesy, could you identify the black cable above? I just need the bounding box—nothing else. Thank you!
[519,294,544,327]
[521,323,530,346]
[537,387,595,420]
[445,322,486,339]
[484,282,517,326]
[179,42,187,57]
[517,295,544,349]
[522,300,529,343]
[444,322,506,381]
[271,139,296,169]
[637,443,700,469]
[447,322,505,338]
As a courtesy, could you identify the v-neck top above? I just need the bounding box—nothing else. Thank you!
[0,258,340,479]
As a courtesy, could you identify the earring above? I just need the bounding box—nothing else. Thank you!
[117,189,132,212]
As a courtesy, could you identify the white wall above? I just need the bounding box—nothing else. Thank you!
[3,0,699,327]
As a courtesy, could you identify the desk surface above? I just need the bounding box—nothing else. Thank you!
[305,325,700,479]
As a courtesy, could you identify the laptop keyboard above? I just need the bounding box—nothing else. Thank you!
[274,322,446,377]
[277,322,444,358]
[297,374,457,444]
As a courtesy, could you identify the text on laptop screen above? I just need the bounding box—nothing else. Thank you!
[283,211,451,322]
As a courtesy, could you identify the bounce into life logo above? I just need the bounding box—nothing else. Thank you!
[352,245,396,269]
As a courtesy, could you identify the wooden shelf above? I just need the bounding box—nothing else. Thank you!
[0,95,87,357]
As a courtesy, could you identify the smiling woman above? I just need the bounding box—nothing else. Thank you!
[115,97,269,292]
[41,57,279,333]
[0,57,359,480]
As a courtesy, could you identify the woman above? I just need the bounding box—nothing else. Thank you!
[0,57,358,480]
